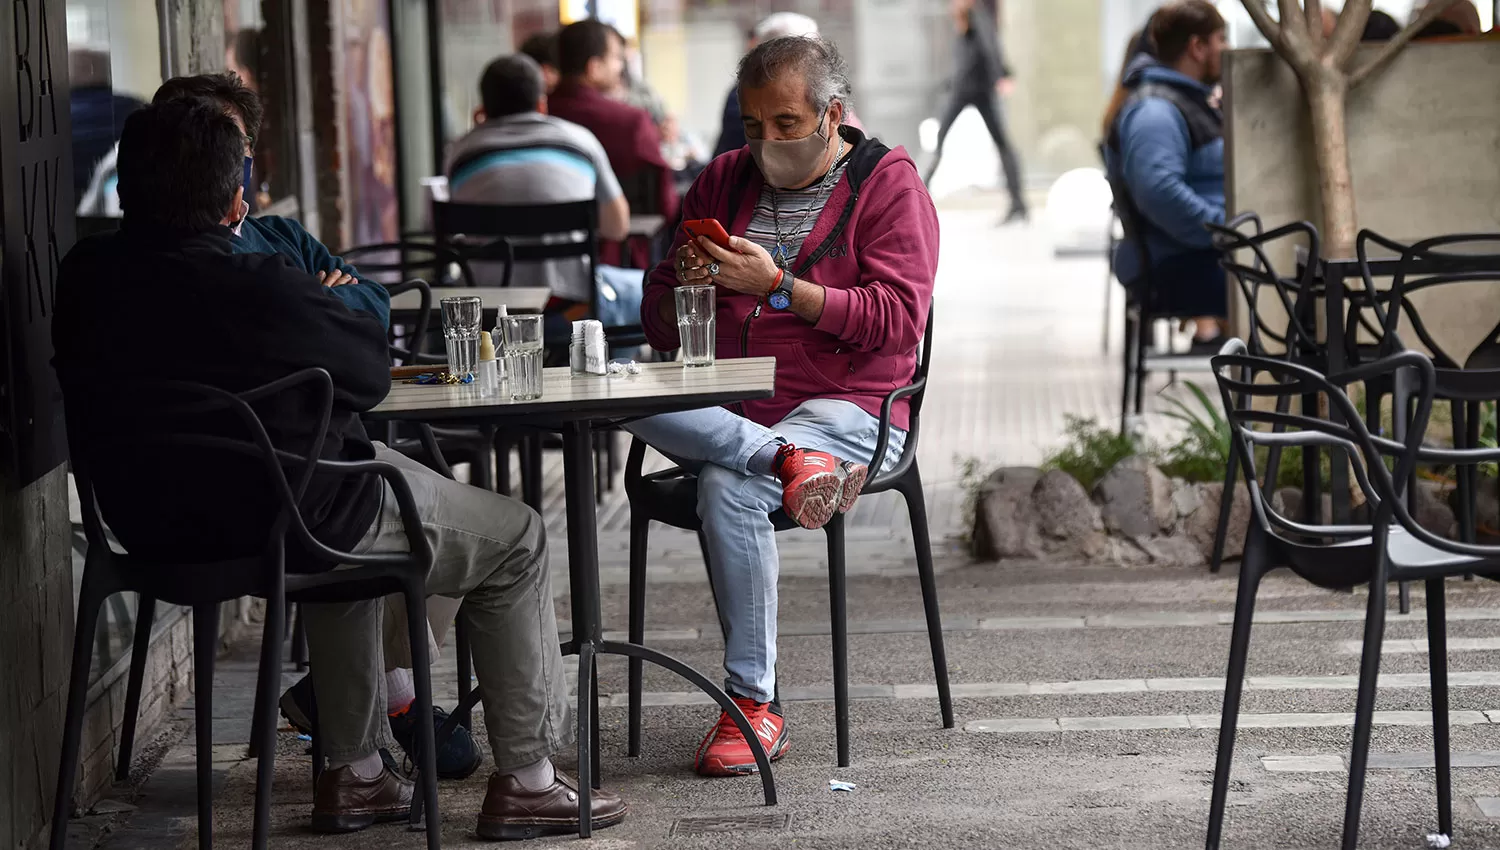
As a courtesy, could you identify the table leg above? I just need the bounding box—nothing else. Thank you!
[560,421,603,838]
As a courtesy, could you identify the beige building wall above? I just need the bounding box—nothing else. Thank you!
[1224,39,1500,358]
[1004,0,1106,182]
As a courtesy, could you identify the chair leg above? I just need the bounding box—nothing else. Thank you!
[1206,530,1266,850]
[826,514,851,768]
[251,598,285,850]
[1341,568,1391,850]
[1426,577,1453,840]
[1133,310,1150,416]
[606,430,620,490]
[456,617,474,731]
[1210,442,1241,575]
[900,471,953,729]
[1120,311,1137,434]
[116,594,158,781]
[594,432,606,505]
[627,514,650,757]
[522,434,543,513]
[49,584,107,850]
[1458,401,1480,544]
[193,605,221,850]
[495,431,513,497]
[403,584,443,850]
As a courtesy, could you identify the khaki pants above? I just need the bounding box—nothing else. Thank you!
[301,446,571,770]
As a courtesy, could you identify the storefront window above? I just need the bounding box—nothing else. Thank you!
[225,0,303,215]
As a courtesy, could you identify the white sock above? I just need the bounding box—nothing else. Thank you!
[386,669,415,715]
[503,758,555,792]
[328,752,384,780]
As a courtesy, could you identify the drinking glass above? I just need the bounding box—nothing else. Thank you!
[441,296,483,380]
[674,285,716,367]
[499,314,545,400]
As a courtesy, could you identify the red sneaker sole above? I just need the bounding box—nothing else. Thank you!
[837,463,868,514]
[783,472,842,529]
[695,738,790,777]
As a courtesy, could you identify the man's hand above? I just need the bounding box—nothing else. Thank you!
[693,236,779,298]
[318,270,355,287]
[672,242,713,285]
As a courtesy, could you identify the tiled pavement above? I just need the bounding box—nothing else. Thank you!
[84,204,1500,850]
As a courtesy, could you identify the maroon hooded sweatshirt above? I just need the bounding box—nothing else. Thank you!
[642,126,939,432]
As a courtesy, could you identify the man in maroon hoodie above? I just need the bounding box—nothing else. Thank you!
[625,35,939,778]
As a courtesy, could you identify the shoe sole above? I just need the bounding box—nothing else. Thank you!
[695,734,791,778]
[836,462,868,514]
[279,692,313,736]
[475,808,627,841]
[310,807,411,834]
[783,472,843,529]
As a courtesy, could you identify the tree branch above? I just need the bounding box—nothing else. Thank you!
[1273,0,1318,70]
[1327,0,1371,67]
[1349,0,1459,86]
[1240,0,1286,53]
[1305,0,1325,51]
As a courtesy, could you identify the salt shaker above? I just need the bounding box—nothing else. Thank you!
[570,320,589,376]
[477,331,499,393]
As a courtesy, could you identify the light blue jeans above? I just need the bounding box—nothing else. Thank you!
[626,398,907,703]
[596,265,644,329]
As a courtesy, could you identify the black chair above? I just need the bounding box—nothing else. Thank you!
[1206,341,1500,850]
[340,239,479,288]
[1353,230,1500,546]
[58,368,442,850]
[1104,164,1218,433]
[621,304,953,768]
[1203,216,1324,573]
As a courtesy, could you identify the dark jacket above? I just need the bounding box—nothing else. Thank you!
[236,215,391,329]
[714,87,746,160]
[1105,56,1225,284]
[53,226,392,571]
[953,5,1011,94]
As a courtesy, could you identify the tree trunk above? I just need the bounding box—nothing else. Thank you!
[1304,77,1358,257]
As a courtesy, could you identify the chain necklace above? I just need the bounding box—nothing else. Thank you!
[769,139,847,270]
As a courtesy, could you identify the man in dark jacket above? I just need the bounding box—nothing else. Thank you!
[923,0,1028,222]
[53,98,625,840]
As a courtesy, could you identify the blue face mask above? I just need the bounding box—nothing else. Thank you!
[230,156,254,237]
[242,156,255,197]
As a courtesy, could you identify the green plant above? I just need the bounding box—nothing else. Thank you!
[1158,382,1232,483]
[1479,401,1498,479]
[954,454,987,544]
[1041,415,1141,490]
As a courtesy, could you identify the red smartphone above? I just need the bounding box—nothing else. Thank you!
[681,218,733,250]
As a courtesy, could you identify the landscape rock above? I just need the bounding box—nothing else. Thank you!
[1133,534,1209,568]
[1415,478,1457,538]
[1094,456,1175,537]
[971,467,1043,560]
[1033,469,1112,561]
[1170,479,1204,521]
[1184,481,1253,562]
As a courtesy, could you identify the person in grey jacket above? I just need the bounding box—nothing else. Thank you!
[923,0,1028,223]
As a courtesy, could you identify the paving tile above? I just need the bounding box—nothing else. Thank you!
[1261,754,1345,773]
[976,616,1087,631]
[1060,715,1191,732]
[1475,797,1500,819]
[1029,679,1148,695]
[963,717,1061,733]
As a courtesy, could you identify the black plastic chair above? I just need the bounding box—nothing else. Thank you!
[57,368,442,850]
[1104,164,1218,433]
[1203,215,1324,573]
[621,304,953,768]
[1206,341,1500,850]
[340,239,479,288]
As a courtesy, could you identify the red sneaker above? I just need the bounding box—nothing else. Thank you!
[773,444,868,529]
[694,698,790,777]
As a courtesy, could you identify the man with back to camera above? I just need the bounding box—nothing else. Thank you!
[1106,0,1228,352]
[446,53,644,330]
[53,96,627,840]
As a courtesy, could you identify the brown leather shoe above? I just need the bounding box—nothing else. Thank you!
[310,765,413,833]
[476,770,627,841]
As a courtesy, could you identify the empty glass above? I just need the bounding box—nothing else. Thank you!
[675,284,716,367]
[441,296,483,380]
[499,314,545,400]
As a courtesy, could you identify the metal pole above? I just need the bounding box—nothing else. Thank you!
[387,0,410,233]
[425,0,445,178]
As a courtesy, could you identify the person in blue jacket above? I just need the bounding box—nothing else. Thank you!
[1105,1,1228,351]
[150,74,391,330]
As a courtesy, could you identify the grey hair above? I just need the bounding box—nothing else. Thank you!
[737,35,853,115]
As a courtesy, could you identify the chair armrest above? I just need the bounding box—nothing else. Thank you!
[290,457,433,570]
[868,378,925,482]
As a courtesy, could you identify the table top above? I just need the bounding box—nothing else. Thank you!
[1296,238,1500,272]
[368,357,776,423]
[389,286,550,315]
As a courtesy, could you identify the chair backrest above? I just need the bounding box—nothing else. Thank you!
[618,166,665,217]
[433,199,600,315]
[71,368,424,572]
[382,278,440,365]
[1208,214,1322,358]
[1356,229,1500,375]
[341,239,479,288]
[1212,338,1500,578]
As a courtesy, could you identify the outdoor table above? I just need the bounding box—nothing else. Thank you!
[388,285,550,320]
[367,358,780,836]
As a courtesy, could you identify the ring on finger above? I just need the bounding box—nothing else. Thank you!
[707,262,721,277]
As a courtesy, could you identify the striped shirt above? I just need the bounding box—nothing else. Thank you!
[744,153,851,270]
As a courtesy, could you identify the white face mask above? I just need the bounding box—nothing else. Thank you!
[229,199,250,236]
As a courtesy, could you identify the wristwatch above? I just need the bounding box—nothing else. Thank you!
[768,269,795,311]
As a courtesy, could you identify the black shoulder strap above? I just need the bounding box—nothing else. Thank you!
[1108,81,1223,153]
[795,127,891,276]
